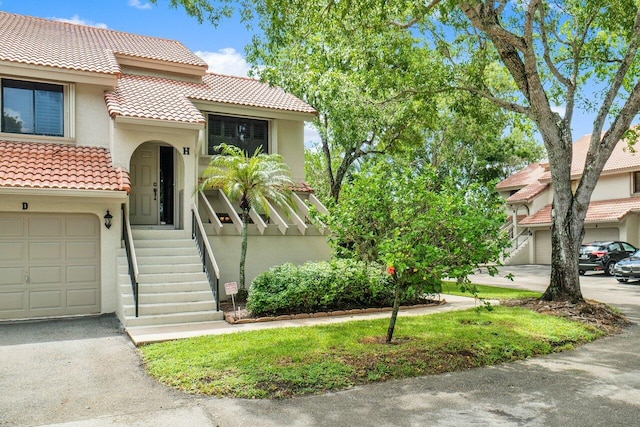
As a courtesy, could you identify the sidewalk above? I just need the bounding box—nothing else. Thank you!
[126,294,480,345]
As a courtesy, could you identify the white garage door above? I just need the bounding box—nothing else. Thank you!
[583,228,619,244]
[535,227,620,265]
[0,213,100,320]
[535,230,552,264]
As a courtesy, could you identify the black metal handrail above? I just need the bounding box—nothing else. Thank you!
[192,205,221,311]
[121,203,139,317]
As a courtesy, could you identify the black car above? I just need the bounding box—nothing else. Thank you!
[578,241,637,276]
[613,250,640,282]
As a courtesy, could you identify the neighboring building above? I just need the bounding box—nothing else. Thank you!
[497,133,640,265]
[0,12,330,328]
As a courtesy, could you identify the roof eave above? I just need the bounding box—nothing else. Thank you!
[0,186,128,199]
[113,115,205,130]
[191,100,316,121]
[115,54,207,78]
[0,61,119,87]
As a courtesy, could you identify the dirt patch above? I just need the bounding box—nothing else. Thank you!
[502,298,631,334]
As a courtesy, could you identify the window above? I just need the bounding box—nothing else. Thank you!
[1,79,64,137]
[621,242,636,252]
[634,172,640,194]
[208,114,268,155]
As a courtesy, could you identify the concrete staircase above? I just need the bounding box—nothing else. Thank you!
[117,228,223,328]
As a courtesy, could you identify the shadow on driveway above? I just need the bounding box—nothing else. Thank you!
[0,314,122,346]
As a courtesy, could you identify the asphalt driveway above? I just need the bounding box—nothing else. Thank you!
[2,265,640,426]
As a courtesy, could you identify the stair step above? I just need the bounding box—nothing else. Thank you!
[132,229,190,240]
[123,310,224,327]
[119,263,203,274]
[122,290,214,304]
[133,238,196,248]
[137,271,207,284]
[135,247,199,256]
[132,255,202,266]
[123,300,216,316]
[122,280,212,293]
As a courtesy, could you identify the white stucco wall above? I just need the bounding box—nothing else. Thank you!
[591,174,631,201]
[111,122,201,232]
[275,119,306,182]
[207,229,332,300]
[75,83,111,148]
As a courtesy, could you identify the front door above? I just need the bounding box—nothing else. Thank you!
[130,144,176,225]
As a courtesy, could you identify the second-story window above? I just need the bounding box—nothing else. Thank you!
[1,79,64,137]
[208,114,268,156]
[634,172,640,194]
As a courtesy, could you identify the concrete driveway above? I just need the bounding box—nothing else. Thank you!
[1,265,640,426]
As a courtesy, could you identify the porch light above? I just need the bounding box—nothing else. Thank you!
[104,210,113,229]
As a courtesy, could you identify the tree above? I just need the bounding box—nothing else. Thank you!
[326,159,509,343]
[158,0,640,302]
[248,7,540,201]
[157,0,538,203]
[199,143,295,295]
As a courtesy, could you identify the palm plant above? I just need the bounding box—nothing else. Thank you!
[200,143,296,295]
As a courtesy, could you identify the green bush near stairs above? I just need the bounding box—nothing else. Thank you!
[246,259,438,316]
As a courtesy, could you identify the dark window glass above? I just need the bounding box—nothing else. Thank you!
[2,79,63,136]
[208,115,268,156]
[634,172,640,193]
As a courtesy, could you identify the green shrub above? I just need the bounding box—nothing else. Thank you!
[246,259,441,316]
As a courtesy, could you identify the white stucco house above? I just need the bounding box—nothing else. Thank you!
[497,132,640,265]
[0,12,330,327]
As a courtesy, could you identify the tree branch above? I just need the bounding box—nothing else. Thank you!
[537,4,572,89]
[454,85,530,116]
[592,7,640,136]
[389,0,442,29]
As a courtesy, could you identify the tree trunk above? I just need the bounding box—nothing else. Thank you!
[542,208,585,302]
[539,122,585,302]
[240,210,249,289]
[385,282,403,344]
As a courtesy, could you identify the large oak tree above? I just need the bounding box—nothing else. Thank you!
[160,0,640,302]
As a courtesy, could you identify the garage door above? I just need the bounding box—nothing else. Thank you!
[0,213,100,320]
[535,227,620,265]
[583,228,619,243]
[535,230,552,264]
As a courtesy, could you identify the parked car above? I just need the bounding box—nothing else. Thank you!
[613,250,640,282]
[578,241,637,276]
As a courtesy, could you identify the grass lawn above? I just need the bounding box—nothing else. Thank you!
[140,306,601,399]
[441,281,542,300]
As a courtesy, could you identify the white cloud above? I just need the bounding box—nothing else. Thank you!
[304,123,321,147]
[551,105,566,117]
[195,48,251,77]
[51,14,108,29]
[128,0,152,10]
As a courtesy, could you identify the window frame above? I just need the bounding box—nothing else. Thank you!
[633,171,640,194]
[206,114,270,156]
[0,77,74,139]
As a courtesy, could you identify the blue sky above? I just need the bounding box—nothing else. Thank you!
[0,0,256,76]
[0,0,624,145]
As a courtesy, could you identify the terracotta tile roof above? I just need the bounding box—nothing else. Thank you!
[520,197,640,226]
[538,133,640,181]
[105,73,316,123]
[105,75,206,124]
[506,182,549,203]
[194,74,316,114]
[496,162,545,189]
[290,182,314,193]
[0,140,130,194]
[0,12,206,75]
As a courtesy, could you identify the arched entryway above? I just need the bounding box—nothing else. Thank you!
[129,142,182,227]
